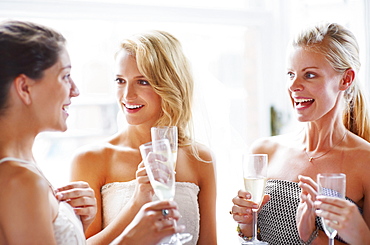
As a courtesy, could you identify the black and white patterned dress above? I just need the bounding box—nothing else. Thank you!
[258,179,360,244]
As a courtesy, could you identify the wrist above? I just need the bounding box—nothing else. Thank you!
[237,224,260,241]
[299,226,319,245]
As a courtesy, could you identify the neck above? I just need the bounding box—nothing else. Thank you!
[303,121,347,152]
[122,125,152,148]
[0,121,36,161]
[302,123,348,163]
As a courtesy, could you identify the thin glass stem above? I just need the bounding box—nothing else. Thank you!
[329,238,334,245]
[252,210,258,240]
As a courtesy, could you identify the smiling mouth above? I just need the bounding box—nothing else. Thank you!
[62,105,69,112]
[124,104,144,110]
[294,98,314,107]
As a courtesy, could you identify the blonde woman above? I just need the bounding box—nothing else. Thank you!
[231,22,370,244]
[71,30,217,245]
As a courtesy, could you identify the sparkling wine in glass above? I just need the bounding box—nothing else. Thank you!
[241,154,268,245]
[317,173,346,245]
[140,139,192,244]
[151,126,178,169]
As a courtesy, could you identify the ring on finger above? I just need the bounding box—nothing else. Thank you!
[162,209,169,217]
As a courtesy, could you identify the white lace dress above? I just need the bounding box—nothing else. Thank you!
[101,180,200,245]
[0,157,86,245]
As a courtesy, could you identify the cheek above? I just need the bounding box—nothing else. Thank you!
[149,93,162,111]
[116,87,124,99]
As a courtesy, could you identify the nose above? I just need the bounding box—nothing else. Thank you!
[123,82,137,100]
[288,76,303,92]
[70,79,80,97]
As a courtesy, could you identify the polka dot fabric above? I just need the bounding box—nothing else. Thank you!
[258,179,351,244]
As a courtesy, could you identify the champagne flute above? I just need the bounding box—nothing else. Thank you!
[140,139,192,245]
[241,154,268,245]
[317,173,346,245]
[151,126,178,169]
[151,127,191,242]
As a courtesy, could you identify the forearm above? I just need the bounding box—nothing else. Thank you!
[85,201,141,244]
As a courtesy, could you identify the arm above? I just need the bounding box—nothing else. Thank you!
[111,200,184,245]
[70,149,107,241]
[88,161,154,244]
[71,148,154,245]
[196,146,217,245]
[1,168,57,244]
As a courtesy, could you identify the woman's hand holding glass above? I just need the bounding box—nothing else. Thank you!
[232,190,270,230]
[111,200,184,245]
[314,195,370,244]
[232,154,269,244]
[317,173,346,245]
[131,161,155,206]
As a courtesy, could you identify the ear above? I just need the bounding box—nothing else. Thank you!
[13,74,33,105]
[339,68,355,91]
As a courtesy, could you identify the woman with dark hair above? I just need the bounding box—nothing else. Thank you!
[0,20,182,245]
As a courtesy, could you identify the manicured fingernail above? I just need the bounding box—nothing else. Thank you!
[314,201,321,205]
[55,193,63,200]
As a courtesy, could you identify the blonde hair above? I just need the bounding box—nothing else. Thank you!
[292,22,370,142]
[119,30,194,146]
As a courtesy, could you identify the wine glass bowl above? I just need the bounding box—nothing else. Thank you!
[151,126,178,168]
[140,140,175,201]
[317,173,346,245]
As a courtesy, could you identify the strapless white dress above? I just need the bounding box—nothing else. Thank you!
[101,180,200,245]
[0,157,86,245]
[53,202,86,245]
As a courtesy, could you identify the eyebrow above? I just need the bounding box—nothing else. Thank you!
[115,74,147,79]
[302,66,319,71]
[61,65,72,71]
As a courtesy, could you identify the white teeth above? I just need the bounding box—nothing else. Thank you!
[62,105,69,111]
[125,104,143,109]
[295,98,313,103]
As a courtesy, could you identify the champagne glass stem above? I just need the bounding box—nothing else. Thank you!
[329,238,334,245]
[252,210,258,240]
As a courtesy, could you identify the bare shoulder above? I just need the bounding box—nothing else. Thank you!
[346,132,370,164]
[183,142,216,188]
[71,135,120,169]
[195,142,213,159]
[0,162,49,205]
[0,162,56,243]
[70,136,120,184]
